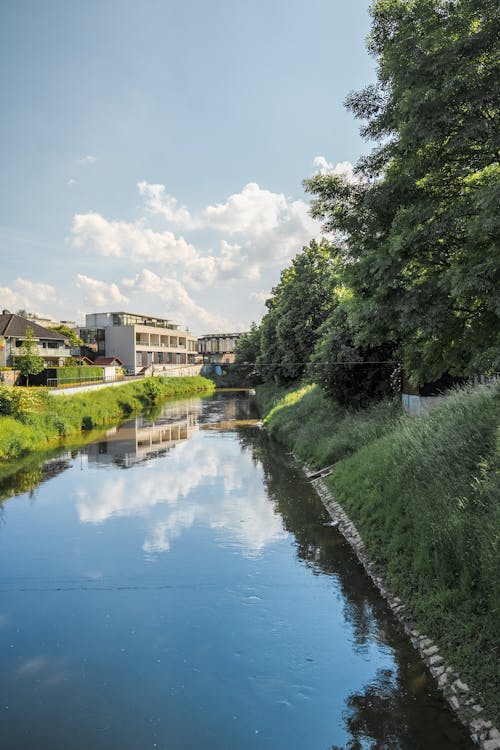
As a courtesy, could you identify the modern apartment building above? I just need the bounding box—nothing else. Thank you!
[80,311,198,375]
[197,332,248,364]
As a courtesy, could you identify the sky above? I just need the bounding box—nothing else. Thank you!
[0,0,376,335]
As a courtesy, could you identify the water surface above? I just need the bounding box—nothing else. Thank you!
[0,393,473,749]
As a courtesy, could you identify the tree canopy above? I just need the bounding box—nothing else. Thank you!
[48,324,83,349]
[256,239,339,384]
[304,0,500,384]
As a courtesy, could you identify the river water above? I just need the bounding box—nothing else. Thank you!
[0,392,474,749]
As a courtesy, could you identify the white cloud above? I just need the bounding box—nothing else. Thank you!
[75,274,129,308]
[126,269,228,330]
[250,290,270,305]
[78,155,97,165]
[138,181,194,227]
[202,182,285,234]
[67,178,76,187]
[312,156,363,184]
[0,278,58,315]
[71,212,201,264]
[75,181,321,283]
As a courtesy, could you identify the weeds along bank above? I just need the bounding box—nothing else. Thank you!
[258,382,500,727]
[0,376,215,461]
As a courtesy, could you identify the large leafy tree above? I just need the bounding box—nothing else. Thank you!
[304,0,500,385]
[234,323,262,365]
[256,239,339,384]
[308,300,399,407]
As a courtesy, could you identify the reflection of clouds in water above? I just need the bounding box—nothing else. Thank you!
[16,655,69,688]
[76,433,287,557]
[76,438,219,523]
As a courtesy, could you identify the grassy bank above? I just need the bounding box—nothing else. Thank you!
[0,376,214,461]
[259,382,500,725]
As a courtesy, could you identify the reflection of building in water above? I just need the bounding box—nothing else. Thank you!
[85,406,199,468]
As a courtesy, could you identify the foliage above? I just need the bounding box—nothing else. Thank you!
[304,0,500,385]
[234,323,262,375]
[143,378,163,403]
[54,365,104,384]
[48,324,83,348]
[256,239,340,384]
[0,384,16,415]
[14,326,45,386]
[308,302,400,407]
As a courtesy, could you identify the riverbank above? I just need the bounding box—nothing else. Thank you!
[257,382,500,741]
[0,376,215,461]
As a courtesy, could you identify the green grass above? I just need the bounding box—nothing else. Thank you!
[0,376,214,460]
[260,383,400,468]
[259,381,500,725]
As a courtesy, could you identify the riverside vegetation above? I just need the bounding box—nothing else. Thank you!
[257,382,500,728]
[236,1,499,734]
[0,376,214,461]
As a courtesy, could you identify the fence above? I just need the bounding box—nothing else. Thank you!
[46,375,122,388]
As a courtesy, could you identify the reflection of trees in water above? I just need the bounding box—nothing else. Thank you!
[236,425,390,649]
[330,665,473,750]
[236,427,474,750]
[0,453,73,505]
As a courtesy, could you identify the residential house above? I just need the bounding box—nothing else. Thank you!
[0,311,72,369]
[197,332,248,364]
[79,312,198,375]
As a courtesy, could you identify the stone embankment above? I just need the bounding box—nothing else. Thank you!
[313,477,500,750]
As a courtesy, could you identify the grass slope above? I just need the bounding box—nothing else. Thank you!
[259,382,500,725]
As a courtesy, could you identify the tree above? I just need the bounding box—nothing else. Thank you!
[15,326,45,386]
[304,0,500,385]
[48,324,83,349]
[256,239,340,384]
[234,323,262,365]
[308,301,399,408]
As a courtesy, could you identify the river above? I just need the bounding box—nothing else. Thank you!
[0,392,474,749]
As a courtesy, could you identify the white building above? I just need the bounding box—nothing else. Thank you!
[80,312,198,375]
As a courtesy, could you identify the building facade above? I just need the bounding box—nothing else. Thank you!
[80,312,198,375]
[197,332,248,364]
[0,312,72,369]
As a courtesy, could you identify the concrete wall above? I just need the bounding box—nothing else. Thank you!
[105,327,136,372]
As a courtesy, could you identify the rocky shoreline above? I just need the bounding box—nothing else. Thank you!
[313,477,500,750]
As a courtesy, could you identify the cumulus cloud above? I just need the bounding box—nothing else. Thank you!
[71,212,200,264]
[312,156,363,184]
[0,278,58,316]
[138,181,194,227]
[125,269,229,330]
[250,290,270,305]
[75,274,129,308]
[73,181,321,285]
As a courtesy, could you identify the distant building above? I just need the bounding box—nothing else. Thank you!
[0,311,72,369]
[79,311,198,375]
[197,332,249,364]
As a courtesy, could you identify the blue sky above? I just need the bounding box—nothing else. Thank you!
[0,0,375,334]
